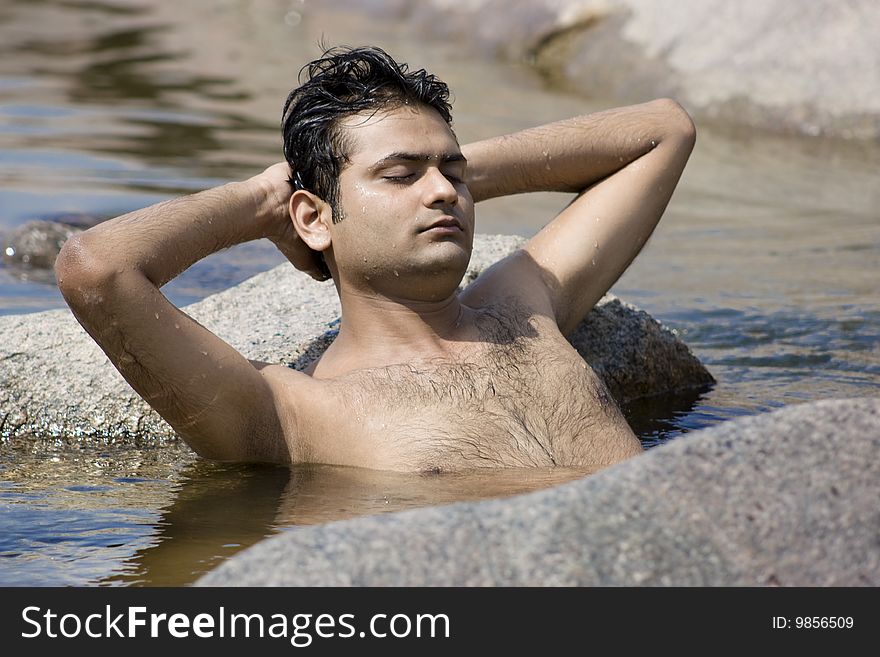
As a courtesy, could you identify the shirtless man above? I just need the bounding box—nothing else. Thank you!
[55,46,695,473]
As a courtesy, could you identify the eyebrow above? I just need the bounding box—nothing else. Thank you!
[368,151,467,172]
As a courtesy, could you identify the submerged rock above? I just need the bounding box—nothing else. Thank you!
[1,214,105,283]
[197,397,880,586]
[2,220,85,283]
[0,234,713,444]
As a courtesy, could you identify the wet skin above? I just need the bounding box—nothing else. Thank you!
[55,99,696,471]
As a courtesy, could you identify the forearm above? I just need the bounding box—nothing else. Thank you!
[53,176,294,462]
[462,98,694,202]
[58,178,278,289]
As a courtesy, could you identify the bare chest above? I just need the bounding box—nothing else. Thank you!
[298,328,636,472]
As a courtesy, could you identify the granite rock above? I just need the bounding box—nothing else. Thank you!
[197,397,880,586]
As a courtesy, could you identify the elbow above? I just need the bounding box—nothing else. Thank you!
[55,233,88,297]
[54,233,115,308]
[653,98,696,149]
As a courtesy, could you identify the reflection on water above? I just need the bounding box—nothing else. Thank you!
[0,443,592,586]
[104,461,292,587]
[1,0,878,585]
[0,441,195,586]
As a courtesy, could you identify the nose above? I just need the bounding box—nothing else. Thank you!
[422,167,458,208]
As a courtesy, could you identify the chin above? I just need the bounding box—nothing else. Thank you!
[398,251,468,299]
[426,236,471,263]
[422,244,470,279]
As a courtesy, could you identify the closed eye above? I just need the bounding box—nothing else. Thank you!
[442,162,467,184]
[383,173,416,184]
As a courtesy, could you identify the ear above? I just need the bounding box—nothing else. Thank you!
[289,190,333,252]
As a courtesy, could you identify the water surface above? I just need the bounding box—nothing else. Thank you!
[1,0,878,585]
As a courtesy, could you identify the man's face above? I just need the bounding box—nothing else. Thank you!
[328,104,475,302]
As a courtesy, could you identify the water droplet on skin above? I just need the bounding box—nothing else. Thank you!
[594,241,599,249]
[4,247,14,257]
[651,140,656,147]
[362,256,367,263]
[591,258,597,266]
[200,350,208,356]
[174,323,180,330]
[393,270,399,277]
[154,313,159,320]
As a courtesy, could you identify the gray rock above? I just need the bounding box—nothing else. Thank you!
[0,233,712,443]
[197,397,880,586]
[1,215,106,283]
[331,0,880,140]
[2,220,84,279]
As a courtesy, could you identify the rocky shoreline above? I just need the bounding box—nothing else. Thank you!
[328,0,880,140]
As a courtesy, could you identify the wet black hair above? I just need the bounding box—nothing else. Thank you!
[281,45,453,223]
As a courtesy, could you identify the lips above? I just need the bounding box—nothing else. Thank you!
[420,216,463,232]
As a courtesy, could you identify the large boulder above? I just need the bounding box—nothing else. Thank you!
[0,234,712,444]
[197,397,880,586]
[329,0,880,140]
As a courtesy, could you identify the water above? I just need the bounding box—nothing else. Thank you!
[0,441,594,586]
[1,0,878,586]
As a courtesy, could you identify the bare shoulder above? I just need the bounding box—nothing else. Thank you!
[252,360,314,398]
[459,248,556,318]
[248,361,317,463]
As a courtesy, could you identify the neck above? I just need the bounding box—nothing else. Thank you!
[332,286,469,363]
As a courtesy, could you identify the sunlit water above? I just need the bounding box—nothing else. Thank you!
[0,0,878,586]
